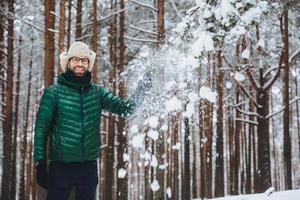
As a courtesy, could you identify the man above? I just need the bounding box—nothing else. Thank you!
[34,41,152,200]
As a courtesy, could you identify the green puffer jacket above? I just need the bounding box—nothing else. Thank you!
[34,74,135,163]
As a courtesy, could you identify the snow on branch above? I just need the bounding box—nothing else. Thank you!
[227,102,260,118]
[266,96,300,119]
[264,53,283,91]
[129,25,158,35]
[124,36,158,43]
[289,47,300,65]
[50,11,60,20]
[0,101,6,106]
[98,7,128,22]
[263,66,280,79]
[135,20,156,25]
[0,75,5,82]
[0,48,8,56]
[236,81,260,108]
[128,0,158,12]
[47,28,59,34]
[76,33,93,41]
[13,14,44,32]
[235,118,258,126]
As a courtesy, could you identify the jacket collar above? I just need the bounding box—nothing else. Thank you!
[58,70,92,91]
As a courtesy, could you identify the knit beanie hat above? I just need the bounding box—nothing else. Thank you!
[59,41,96,72]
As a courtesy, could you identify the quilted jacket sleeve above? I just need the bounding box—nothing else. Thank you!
[100,87,136,118]
[34,87,56,162]
[100,71,152,117]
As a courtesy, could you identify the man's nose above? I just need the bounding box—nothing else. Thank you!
[77,60,83,65]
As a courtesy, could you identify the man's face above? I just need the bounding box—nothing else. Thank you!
[68,57,89,76]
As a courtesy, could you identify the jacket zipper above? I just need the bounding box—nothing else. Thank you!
[80,86,85,161]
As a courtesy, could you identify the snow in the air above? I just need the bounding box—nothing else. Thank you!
[150,179,160,192]
[199,86,217,103]
[131,134,145,149]
[118,168,127,179]
[165,96,182,112]
[166,187,172,198]
[234,72,245,82]
[241,49,250,60]
[148,129,159,141]
[150,155,158,168]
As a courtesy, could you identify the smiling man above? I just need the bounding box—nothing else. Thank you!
[34,41,152,200]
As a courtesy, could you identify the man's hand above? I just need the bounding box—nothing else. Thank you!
[35,160,48,190]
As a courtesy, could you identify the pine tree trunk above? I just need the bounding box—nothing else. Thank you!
[282,9,292,190]
[1,0,14,198]
[234,86,241,194]
[92,0,98,82]
[157,0,164,45]
[76,0,82,40]
[105,1,117,198]
[295,75,300,155]
[19,43,33,200]
[10,36,22,200]
[215,49,224,197]
[0,0,6,120]
[246,86,254,194]
[58,0,65,75]
[228,105,235,194]
[183,117,190,200]
[117,0,128,198]
[67,0,72,49]
[44,0,55,87]
[172,114,179,200]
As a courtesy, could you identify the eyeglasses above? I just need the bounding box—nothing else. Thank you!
[71,57,89,65]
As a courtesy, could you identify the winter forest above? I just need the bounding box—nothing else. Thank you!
[0,0,300,199]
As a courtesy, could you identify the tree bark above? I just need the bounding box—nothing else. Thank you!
[19,42,33,200]
[76,0,82,40]
[282,9,292,190]
[44,0,55,87]
[157,0,164,45]
[104,1,117,199]
[183,117,190,200]
[92,0,98,82]
[10,36,22,200]
[67,0,72,49]
[1,0,14,198]
[117,0,128,198]
[58,0,65,75]
[215,49,224,197]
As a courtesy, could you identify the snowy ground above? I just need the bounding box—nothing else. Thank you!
[194,189,300,200]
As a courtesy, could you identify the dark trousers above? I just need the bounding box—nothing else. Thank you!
[47,160,98,200]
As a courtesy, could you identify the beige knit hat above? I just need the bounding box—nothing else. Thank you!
[59,41,96,72]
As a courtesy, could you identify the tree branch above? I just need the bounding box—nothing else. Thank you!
[266,96,300,119]
[264,53,283,91]
[124,36,158,43]
[129,25,158,35]
[128,0,158,12]
[246,66,260,91]
[236,81,260,108]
